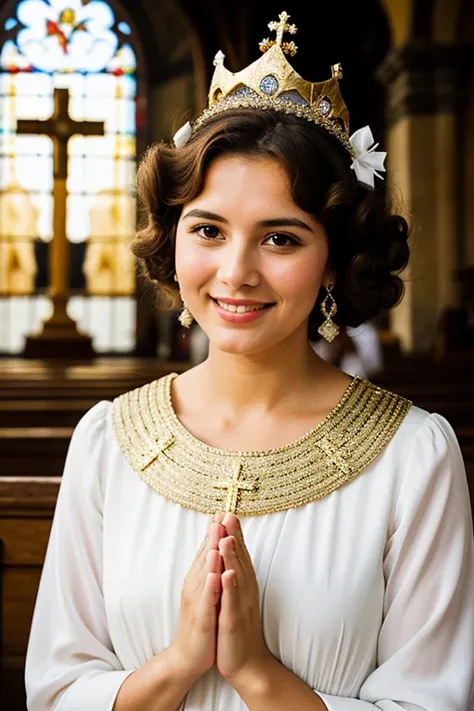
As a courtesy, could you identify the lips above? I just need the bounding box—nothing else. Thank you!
[214,299,270,313]
[211,297,275,324]
[211,296,274,309]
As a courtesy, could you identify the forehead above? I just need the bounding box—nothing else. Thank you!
[195,154,294,205]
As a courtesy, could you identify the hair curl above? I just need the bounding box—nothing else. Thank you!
[132,109,410,339]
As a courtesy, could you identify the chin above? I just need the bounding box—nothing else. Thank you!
[210,335,267,357]
[204,325,288,358]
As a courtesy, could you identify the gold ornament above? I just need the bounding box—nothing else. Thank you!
[192,11,354,157]
[318,283,340,343]
[174,273,193,328]
[178,304,194,329]
[112,373,412,517]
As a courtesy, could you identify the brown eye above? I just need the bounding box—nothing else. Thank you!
[194,225,220,240]
[266,233,299,248]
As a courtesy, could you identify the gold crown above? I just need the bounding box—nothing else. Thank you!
[193,11,354,157]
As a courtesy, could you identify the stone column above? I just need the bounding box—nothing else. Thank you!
[378,42,467,352]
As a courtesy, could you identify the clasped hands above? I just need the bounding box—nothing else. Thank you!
[171,511,272,690]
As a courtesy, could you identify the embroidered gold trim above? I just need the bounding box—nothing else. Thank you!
[112,373,411,517]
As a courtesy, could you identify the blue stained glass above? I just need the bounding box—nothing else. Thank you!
[6,0,119,73]
[1,2,137,75]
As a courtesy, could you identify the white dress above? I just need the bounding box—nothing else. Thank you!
[25,375,474,711]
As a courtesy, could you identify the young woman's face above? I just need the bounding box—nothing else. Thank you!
[175,154,329,357]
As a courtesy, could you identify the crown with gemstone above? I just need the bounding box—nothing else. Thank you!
[192,11,355,157]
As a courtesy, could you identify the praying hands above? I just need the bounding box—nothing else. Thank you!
[169,511,271,685]
[170,513,328,710]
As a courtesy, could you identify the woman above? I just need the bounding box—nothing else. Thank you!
[25,12,474,711]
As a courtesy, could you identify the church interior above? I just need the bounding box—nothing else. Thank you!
[0,0,473,707]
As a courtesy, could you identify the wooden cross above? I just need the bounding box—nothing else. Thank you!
[213,462,258,514]
[16,88,105,354]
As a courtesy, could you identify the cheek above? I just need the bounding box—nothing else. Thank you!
[175,234,210,282]
[271,251,326,300]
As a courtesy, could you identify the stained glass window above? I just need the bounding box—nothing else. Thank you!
[0,0,140,353]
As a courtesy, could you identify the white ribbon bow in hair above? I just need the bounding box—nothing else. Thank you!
[173,121,192,148]
[349,126,386,189]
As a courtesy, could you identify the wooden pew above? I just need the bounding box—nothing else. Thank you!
[0,358,187,402]
[0,537,4,703]
[0,428,72,477]
[0,401,95,429]
[0,479,56,711]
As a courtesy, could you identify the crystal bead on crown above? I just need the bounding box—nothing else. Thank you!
[260,75,279,95]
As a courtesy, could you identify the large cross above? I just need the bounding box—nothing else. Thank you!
[213,462,258,514]
[17,88,105,356]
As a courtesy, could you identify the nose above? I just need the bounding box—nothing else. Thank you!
[216,239,260,289]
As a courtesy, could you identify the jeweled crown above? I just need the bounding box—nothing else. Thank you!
[193,11,354,157]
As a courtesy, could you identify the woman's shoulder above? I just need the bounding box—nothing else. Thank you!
[352,379,463,473]
[357,377,457,444]
[379,397,466,497]
[391,400,460,452]
[73,399,113,442]
[67,376,169,486]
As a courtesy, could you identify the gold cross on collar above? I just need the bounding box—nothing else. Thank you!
[315,436,351,475]
[213,462,258,514]
[140,436,175,471]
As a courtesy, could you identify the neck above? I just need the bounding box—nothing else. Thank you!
[195,336,333,417]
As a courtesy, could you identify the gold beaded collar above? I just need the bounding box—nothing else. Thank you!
[112,373,411,517]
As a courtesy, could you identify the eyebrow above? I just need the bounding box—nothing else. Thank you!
[182,209,314,233]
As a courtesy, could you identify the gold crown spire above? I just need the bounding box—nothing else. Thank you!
[193,10,354,157]
[259,10,298,57]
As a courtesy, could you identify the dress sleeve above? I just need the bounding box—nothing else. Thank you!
[25,402,135,711]
[316,414,474,711]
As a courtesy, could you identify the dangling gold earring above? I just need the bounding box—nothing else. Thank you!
[318,283,340,343]
[174,273,193,329]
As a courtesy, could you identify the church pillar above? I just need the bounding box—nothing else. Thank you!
[378,43,466,352]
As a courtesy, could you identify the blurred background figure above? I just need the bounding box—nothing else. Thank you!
[189,322,210,365]
[311,322,383,378]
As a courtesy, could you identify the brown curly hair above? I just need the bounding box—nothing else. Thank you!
[132,109,410,340]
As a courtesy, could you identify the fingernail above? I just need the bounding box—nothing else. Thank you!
[213,511,225,523]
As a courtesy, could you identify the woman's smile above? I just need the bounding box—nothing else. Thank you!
[211,296,275,324]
